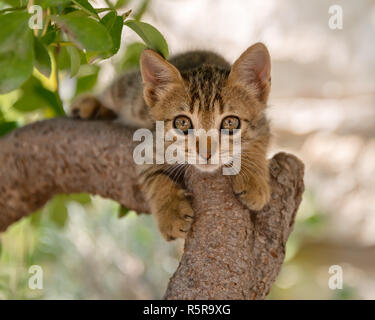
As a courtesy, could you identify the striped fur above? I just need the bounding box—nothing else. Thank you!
[70,43,272,241]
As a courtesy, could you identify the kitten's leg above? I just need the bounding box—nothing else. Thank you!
[70,94,117,120]
[231,159,271,211]
[138,165,194,241]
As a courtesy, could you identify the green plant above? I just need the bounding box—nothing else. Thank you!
[0,0,176,300]
[0,0,167,135]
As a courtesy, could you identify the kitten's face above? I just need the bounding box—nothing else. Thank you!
[140,44,271,173]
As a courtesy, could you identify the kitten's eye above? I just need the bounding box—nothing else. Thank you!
[221,116,240,133]
[173,115,192,134]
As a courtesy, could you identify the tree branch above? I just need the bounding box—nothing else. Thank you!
[0,118,304,299]
[164,152,304,299]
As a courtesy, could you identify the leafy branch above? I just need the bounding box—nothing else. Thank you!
[0,0,167,135]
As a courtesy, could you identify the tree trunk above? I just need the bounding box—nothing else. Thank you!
[0,118,304,299]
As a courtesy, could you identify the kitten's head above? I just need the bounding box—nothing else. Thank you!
[140,43,271,173]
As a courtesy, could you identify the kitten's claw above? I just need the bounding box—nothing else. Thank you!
[235,187,270,211]
[232,176,271,212]
[183,191,194,200]
[184,214,193,221]
[157,191,194,241]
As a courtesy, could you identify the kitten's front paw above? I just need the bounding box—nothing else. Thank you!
[70,94,116,120]
[156,190,194,241]
[233,178,271,211]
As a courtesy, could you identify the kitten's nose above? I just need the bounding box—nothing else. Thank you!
[201,151,211,160]
[196,138,212,161]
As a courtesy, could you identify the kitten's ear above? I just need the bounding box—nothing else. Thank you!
[140,49,183,107]
[228,43,271,103]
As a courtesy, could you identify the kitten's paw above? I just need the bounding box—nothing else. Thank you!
[156,190,194,241]
[233,179,271,211]
[70,94,116,120]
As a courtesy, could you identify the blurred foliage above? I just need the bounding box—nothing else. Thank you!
[0,0,179,299]
[268,190,358,300]
[0,0,363,300]
[0,0,168,136]
[0,196,182,299]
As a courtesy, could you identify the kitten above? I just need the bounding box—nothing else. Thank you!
[71,43,271,241]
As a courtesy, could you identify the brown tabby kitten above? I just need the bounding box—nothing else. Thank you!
[71,43,271,241]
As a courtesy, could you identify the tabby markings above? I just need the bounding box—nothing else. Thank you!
[133,121,241,175]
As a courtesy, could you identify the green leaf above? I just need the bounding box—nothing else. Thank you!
[75,65,99,96]
[35,85,65,116]
[101,11,124,57]
[57,46,72,70]
[34,37,52,77]
[1,0,27,6]
[0,121,18,137]
[45,194,91,227]
[124,20,169,59]
[72,0,99,19]
[60,6,80,16]
[30,209,43,227]
[118,205,130,218]
[12,76,64,115]
[40,29,57,46]
[115,0,130,9]
[40,0,72,8]
[13,93,47,112]
[58,46,86,73]
[0,12,34,94]
[120,42,146,70]
[1,0,17,5]
[46,196,68,228]
[133,0,150,21]
[67,193,91,205]
[101,11,117,29]
[12,77,47,112]
[54,12,113,53]
[67,46,81,77]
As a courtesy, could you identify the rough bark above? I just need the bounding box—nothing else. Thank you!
[0,118,304,299]
[164,152,304,299]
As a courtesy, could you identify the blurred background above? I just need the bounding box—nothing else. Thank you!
[1,0,375,299]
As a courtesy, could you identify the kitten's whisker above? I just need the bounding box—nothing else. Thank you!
[241,163,263,179]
